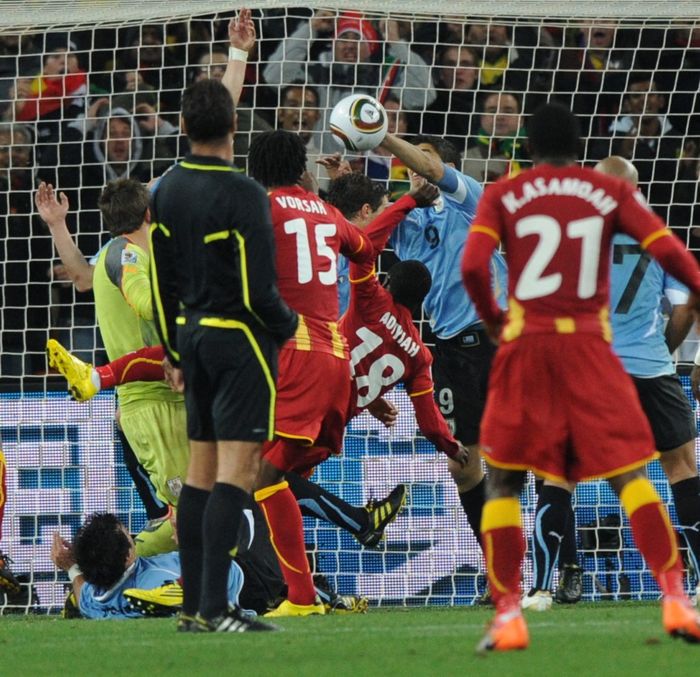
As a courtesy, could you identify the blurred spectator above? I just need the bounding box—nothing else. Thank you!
[421,44,479,151]
[670,138,700,240]
[465,22,538,93]
[462,91,529,183]
[263,10,436,152]
[7,33,87,171]
[591,71,683,219]
[658,27,700,136]
[553,23,631,138]
[0,123,52,376]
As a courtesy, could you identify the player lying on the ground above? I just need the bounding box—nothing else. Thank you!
[51,511,367,620]
[522,155,700,613]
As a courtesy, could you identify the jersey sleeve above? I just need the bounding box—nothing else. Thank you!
[150,216,181,364]
[461,184,505,324]
[664,274,690,306]
[336,210,374,266]
[410,391,460,459]
[118,243,153,321]
[437,165,482,213]
[348,194,418,285]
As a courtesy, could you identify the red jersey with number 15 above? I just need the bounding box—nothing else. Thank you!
[269,185,372,358]
[469,164,673,339]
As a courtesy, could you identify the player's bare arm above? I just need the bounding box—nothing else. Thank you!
[35,182,94,292]
[222,8,256,106]
[379,133,445,183]
[664,304,695,353]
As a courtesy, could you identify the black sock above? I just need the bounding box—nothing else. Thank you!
[199,482,249,620]
[558,498,578,568]
[459,478,485,545]
[117,427,169,520]
[531,485,571,590]
[286,472,368,536]
[671,476,700,579]
[177,484,210,616]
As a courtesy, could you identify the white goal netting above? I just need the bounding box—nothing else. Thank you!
[2,2,700,612]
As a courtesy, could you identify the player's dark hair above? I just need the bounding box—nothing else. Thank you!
[387,260,432,312]
[98,178,150,236]
[73,513,132,589]
[410,134,461,167]
[527,102,580,163]
[248,129,307,188]
[181,78,234,142]
[326,173,387,220]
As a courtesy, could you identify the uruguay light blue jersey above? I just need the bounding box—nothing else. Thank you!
[78,552,244,619]
[610,233,689,377]
[337,254,349,316]
[389,165,507,339]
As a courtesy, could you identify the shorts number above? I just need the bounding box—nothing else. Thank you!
[515,215,604,301]
[438,387,454,415]
[284,218,337,285]
[350,326,405,408]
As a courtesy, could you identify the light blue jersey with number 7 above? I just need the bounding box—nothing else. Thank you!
[610,233,689,377]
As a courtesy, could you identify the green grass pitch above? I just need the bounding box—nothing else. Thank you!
[2,603,699,676]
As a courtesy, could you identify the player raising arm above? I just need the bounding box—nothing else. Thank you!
[462,102,700,652]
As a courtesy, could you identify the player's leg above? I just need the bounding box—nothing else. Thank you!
[608,468,700,641]
[523,478,574,611]
[286,471,407,548]
[660,442,700,595]
[199,439,261,621]
[47,339,165,401]
[634,374,700,597]
[432,336,491,545]
[255,452,324,615]
[476,466,529,652]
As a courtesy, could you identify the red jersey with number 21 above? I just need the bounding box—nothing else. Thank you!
[268,185,371,357]
[471,164,670,338]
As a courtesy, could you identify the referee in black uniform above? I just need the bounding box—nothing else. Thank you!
[150,79,297,633]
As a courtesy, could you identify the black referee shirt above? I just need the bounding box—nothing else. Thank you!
[149,154,297,363]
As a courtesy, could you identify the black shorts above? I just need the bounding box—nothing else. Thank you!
[431,327,497,446]
[632,374,696,452]
[178,318,278,442]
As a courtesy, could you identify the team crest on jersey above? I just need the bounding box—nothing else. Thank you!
[167,476,183,497]
[121,249,138,265]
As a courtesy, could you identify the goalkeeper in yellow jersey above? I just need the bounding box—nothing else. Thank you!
[38,179,187,557]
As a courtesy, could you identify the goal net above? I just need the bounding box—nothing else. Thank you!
[1,1,700,612]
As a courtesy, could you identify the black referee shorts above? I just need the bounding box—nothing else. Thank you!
[177,318,278,442]
[632,374,697,452]
[431,327,497,446]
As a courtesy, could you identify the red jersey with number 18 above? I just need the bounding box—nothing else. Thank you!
[470,164,670,339]
[268,185,371,357]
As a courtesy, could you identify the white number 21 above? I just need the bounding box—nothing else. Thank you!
[514,215,604,301]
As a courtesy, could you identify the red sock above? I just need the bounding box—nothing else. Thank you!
[255,480,316,606]
[96,345,166,389]
[481,497,525,610]
[621,477,684,597]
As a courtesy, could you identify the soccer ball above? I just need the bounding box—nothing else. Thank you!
[329,94,388,152]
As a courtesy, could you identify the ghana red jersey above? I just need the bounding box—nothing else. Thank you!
[462,163,700,340]
[269,185,372,357]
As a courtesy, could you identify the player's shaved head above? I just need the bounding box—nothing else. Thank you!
[594,156,639,187]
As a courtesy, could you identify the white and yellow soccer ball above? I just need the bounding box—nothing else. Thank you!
[329,94,388,152]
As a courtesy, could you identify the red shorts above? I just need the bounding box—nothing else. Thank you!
[480,334,656,483]
[263,348,351,474]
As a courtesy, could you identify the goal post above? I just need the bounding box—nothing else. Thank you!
[1,1,699,613]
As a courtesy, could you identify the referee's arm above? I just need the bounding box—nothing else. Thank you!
[239,184,298,344]
[149,220,182,365]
